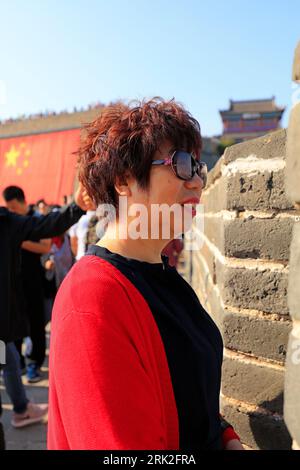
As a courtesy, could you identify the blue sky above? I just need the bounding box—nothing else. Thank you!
[0,0,299,136]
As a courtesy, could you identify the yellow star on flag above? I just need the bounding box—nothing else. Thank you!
[3,142,31,175]
[5,145,20,167]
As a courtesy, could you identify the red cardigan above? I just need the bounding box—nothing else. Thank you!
[47,255,179,450]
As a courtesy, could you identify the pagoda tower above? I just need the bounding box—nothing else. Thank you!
[219,97,285,143]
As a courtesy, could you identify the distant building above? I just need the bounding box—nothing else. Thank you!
[219,97,285,143]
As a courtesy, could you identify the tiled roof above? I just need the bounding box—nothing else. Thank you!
[220,97,285,114]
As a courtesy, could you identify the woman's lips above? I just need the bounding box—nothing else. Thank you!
[180,198,200,217]
[180,197,200,205]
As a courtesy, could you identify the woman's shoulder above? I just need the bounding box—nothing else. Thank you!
[53,254,147,322]
[73,254,126,282]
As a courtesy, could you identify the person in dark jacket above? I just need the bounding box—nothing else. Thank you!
[0,182,93,448]
[0,183,91,344]
[3,185,53,382]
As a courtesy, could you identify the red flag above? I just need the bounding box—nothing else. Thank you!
[0,128,80,205]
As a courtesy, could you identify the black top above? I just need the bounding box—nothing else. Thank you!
[21,208,45,286]
[87,245,224,450]
[0,203,84,343]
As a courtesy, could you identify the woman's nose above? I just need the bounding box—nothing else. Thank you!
[184,173,203,191]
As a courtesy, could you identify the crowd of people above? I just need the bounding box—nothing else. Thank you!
[0,183,93,449]
[0,98,243,451]
[0,102,105,126]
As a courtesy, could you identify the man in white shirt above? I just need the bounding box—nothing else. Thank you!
[69,210,96,260]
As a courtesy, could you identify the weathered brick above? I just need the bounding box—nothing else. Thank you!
[228,169,292,211]
[223,129,286,164]
[292,41,300,82]
[203,214,224,253]
[204,215,294,261]
[284,323,300,446]
[221,396,292,450]
[191,261,202,293]
[201,177,227,213]
[286,102,300,204]
[191,249,211,291]
[224,217,294,261]
[202,168,293,213]
[222,352,284,413]
[192,263,291,362]
[222,309,292,362]
[288,224,300,321]
[197,240,216,283]
[204,283,223,331]
[218,262,289,315]
[190,247,223,331]
[190,248,207,290]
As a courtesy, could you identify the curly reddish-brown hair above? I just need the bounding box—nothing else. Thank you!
[77,97,202,207]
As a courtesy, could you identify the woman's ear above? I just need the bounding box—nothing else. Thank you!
[114,173,132,197]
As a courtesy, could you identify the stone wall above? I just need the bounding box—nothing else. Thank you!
[0,108,102,138]
[185,127,300,449]
[284,41,300,451]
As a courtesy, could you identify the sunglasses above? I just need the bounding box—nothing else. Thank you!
[152,150,207,187]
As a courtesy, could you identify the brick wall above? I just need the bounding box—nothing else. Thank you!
[284,41,300,451]
[185,127,300,449]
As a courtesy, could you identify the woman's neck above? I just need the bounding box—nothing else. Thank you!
[96,223,169,264]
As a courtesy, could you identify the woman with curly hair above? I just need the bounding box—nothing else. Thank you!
[48,98,242,450]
